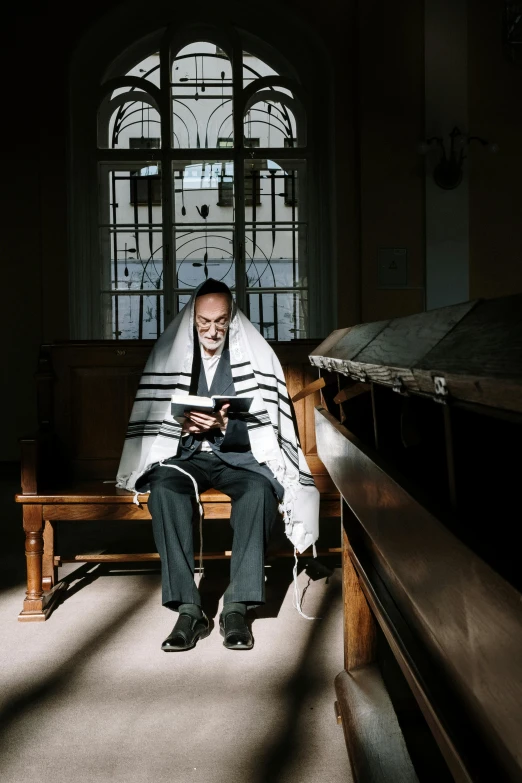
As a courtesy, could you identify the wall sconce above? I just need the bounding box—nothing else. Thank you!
[418,126,499,189]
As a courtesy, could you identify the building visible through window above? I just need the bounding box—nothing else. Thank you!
[218,137,261,207]
[244,137,262,206]
[216,138,234,206]
[129,138,162,205]
[217,137,261,206]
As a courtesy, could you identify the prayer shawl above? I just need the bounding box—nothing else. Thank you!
[116,284,320,555]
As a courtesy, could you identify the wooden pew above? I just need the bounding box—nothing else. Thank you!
[16,340,340,621]
[312,295,522,782]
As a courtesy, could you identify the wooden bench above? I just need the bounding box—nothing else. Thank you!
[313,297,522,781]
[16,340,340,621]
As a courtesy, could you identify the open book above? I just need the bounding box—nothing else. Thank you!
[170,394,253,422]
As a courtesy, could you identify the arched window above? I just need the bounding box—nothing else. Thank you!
[70,14,333,341]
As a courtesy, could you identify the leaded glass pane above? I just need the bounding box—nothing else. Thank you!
[99,163,163,339]
[247,291,308,341]
[99,93,161,150]
[100,226,164,292]
[173,160,235,293]
[245,158,307,338]
[98,54,161,149]
[104,292,164,340]
[244,97,299,148]
[124,53,161,89]
[172,43,233,149]
[101,164,163,226]
[242,52,279,90]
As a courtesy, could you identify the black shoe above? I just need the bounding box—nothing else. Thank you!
[219,612,254,650]
[161,612,210,652]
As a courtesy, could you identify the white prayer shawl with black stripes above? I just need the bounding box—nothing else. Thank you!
[116,286,320,554]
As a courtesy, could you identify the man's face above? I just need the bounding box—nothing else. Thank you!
[194,293,231,354]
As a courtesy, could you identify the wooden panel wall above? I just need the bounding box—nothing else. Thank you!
[71,366,142,460]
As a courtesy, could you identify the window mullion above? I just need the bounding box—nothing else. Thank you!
[232,44,245,312]
[160,32,175,324]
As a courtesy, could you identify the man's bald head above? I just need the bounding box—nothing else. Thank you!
[195,278,233,304]
[195,293,231,355]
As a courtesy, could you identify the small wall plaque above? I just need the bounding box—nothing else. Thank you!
[377,248,408,289]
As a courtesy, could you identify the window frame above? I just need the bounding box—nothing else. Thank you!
[283,137,298,207]
[128,138,162,206]
[69,14,336,342]
[217,136,261,207]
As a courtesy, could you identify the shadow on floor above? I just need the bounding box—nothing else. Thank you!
[250,572,342,783]
[0,590,153,765]
[2,462,344,782]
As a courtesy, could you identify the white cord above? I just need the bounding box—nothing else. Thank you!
[158,461,204,576]
[292,549,317,620]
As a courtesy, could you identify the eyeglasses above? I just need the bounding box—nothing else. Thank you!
[196,318,229,333]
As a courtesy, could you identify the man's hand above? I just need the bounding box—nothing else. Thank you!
[181,403,230,435]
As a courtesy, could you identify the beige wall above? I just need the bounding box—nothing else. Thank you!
[468,0,522,300]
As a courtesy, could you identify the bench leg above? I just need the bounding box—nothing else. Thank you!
[19,505,45,621]
[42,519,58,591]
[19,507,64,622]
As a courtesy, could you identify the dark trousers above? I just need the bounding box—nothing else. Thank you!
[147,451,279,609]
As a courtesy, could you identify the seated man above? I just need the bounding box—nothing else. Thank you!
[117,279,319,652]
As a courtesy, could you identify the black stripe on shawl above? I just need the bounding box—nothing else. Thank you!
[277,441,300,470]
[138,384,179,390]
[230,361,250,369]
[127,420,165,426]
[246,421,272,432]
[235,386,259,395]
[135,383,190,399]
[253,369,288,387]
[231,373,255,383]
[266,400,293,421]
[257,383,291,404]
[141,372,192,377]
[128,421,162,432]
[242,411,271,424]
[135,396,176,402]
[277,432,299,454]
[246,392,292,421]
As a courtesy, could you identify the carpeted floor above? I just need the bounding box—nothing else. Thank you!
[0,468,352,783]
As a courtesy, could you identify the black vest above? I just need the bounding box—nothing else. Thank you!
[179,346,237,454]
[176,347,284,499]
